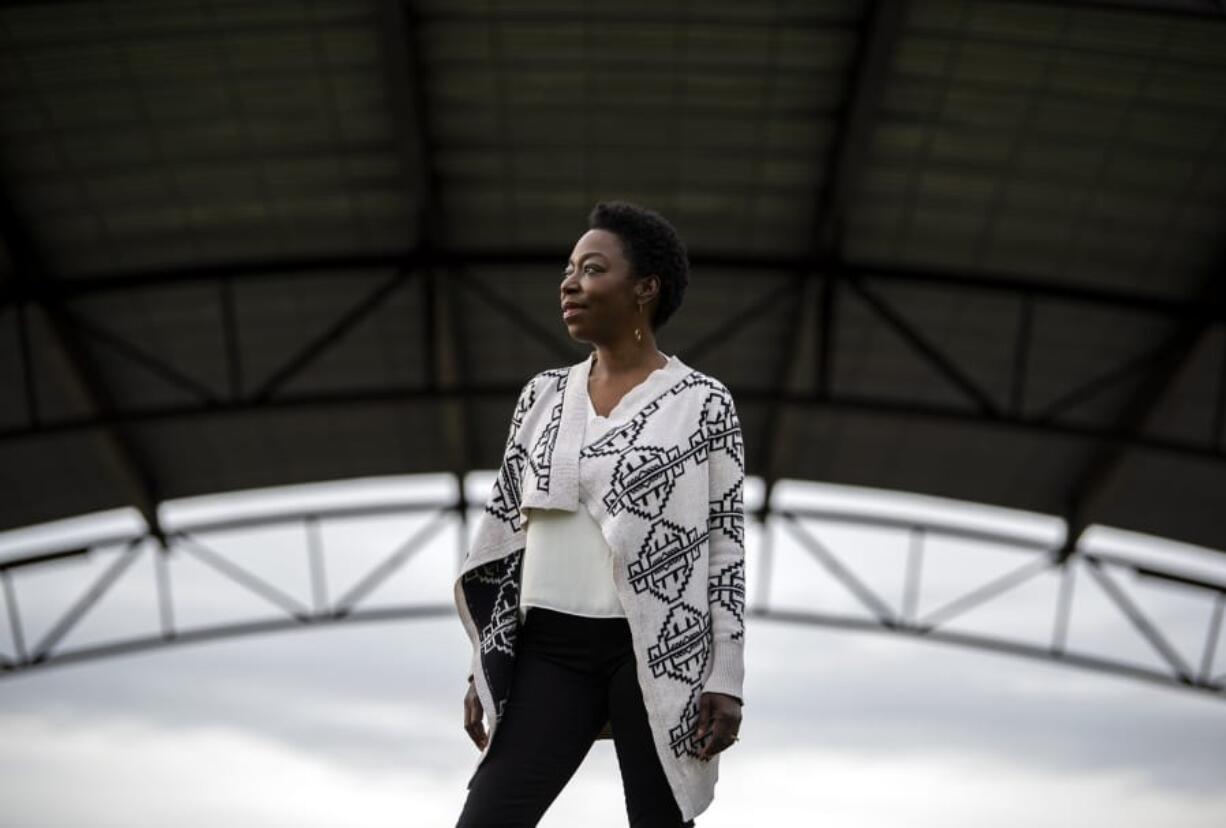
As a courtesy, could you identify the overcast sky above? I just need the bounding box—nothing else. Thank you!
[2,475,1225,827]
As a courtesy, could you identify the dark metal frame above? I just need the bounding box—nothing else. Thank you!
[1,0,1224,699]
[1,492,1223,702]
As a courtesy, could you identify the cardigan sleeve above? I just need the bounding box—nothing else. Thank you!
[701,385,746,706]
[464,374,539,688]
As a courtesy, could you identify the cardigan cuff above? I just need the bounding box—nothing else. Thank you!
[701,637,745,706]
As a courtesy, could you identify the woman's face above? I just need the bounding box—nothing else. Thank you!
[560,228,654,343]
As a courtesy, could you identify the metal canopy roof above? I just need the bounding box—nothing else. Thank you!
[1,0,1224,560]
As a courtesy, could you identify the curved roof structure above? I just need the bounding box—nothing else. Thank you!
[2,0,1225,565]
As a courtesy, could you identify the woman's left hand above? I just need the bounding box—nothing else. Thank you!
[693,691,742,761]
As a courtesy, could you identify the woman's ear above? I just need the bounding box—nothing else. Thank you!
[637,275,661,305]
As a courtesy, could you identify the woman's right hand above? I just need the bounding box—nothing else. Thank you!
[464,681,488,750]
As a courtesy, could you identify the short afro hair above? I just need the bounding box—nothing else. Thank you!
[587,200,689,331]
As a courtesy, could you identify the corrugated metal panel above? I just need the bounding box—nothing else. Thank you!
[0,0,1223,557]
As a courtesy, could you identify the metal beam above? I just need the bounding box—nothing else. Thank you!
[6,251,1217,325]
[761,0,909,514]
[2,497,1221,706]
[0,182,168,544]
[4,367,1226,468]
[1059,243,1226,561]
[0,0,1221,20]
[377,0,480,506]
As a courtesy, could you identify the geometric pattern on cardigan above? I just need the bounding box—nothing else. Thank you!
[647,600,712,686]
[483,445,526,528]
[626,518,703,603]
[528,369,569,496]
[669,684,707,759]
[459,550,524,723]
[709,556,746,642]
[704,386,746,642]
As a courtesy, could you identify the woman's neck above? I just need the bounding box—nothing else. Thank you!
[590,346,667,379]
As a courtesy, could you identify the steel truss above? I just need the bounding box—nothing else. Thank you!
[1,490,1223,702]
[1,0,1224,697]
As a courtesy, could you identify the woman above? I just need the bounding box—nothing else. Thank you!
[453,201,745,827]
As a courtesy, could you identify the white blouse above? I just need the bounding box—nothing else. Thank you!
[518,354,676,623]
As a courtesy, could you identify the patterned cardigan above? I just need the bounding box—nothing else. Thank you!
[453,351,746,822]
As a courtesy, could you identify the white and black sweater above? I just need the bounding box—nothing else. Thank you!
[453,350,746,822]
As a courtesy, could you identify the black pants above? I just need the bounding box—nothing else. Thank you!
[456,607,696,828]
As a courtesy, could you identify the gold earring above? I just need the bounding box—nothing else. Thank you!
[634,303,643,344]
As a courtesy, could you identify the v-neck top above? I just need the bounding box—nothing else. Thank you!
[586,350,674,419]
[519,353,676,622]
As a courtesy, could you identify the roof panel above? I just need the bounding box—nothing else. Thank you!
[1145,325,1225,445]
[847,2,1226,292]
[0,431,132,528]
[0,307,25,429]
[70,282,230,409]
[1097,446,1226,554]
[780,408,1097,519]
[0,0,414,280]
[138,402,451,499]
[0,0,1222,560]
